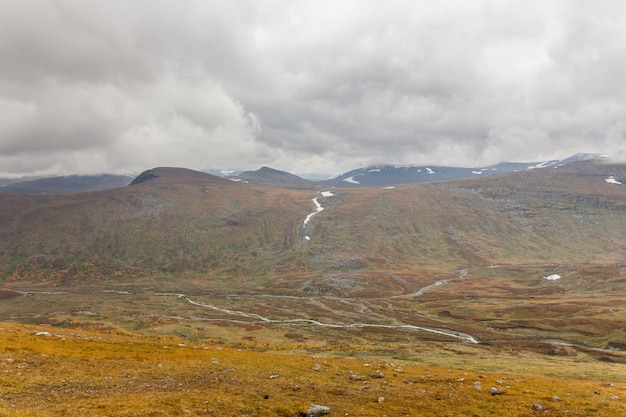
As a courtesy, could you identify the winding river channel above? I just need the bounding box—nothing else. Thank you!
[10,267,479,344]
[182,293,479,343]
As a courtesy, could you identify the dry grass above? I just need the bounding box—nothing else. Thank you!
[2,322,626,417]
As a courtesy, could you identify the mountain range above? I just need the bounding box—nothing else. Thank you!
[0,153,601,194]
[319,153,599,188]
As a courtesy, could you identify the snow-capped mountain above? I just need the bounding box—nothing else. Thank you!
[321,153,599,188]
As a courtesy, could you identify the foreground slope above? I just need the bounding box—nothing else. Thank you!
[1,321,626,417]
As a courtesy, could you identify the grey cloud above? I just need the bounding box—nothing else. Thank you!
[0,0,625,177]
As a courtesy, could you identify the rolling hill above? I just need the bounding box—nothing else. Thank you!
[0,160,625,361]
[2,160,623,283]
[229,166,317,189]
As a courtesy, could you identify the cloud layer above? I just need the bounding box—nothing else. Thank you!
[1,0,625,177]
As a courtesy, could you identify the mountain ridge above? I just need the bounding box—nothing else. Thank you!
[1,158,623,284]
[321,153,601,188]
[0,153,604,194]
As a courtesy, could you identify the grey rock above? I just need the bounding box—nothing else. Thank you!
[489,387,501,395]
[307,404,330,417]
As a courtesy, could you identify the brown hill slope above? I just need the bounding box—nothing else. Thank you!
[0,167,311,285]
[0,162,624,286]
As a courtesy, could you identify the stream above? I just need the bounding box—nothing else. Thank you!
[11,281,480,344]
[183,294,479,343]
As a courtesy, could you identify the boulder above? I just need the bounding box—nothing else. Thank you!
[306,404,330,417]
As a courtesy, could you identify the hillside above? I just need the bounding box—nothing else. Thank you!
[0,160,625,361]
[2,161,623,281]
[2,321,626,417]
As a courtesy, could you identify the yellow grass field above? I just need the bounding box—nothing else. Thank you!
[2,322,626,417]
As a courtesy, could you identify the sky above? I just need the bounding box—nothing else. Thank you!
[1,0,625,178]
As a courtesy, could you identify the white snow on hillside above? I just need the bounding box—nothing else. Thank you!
[605,176,622,184]
[343,176,360,184]
[471,171,482,175]
[320,191,335,197]
[303,197,323,226]
[543,274,561,280]
[426,167,435,174]
[367,168,381,173]
[302,196,325,242]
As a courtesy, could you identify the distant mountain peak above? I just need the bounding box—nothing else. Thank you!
[129,169,158,185]
[232,166,315,189]
[129,167,225,186]
[322,153,609,188]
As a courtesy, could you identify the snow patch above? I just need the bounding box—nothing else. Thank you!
[544,274,561,281]
[367,168,381,173]
[343,176,360,184]
[471,171,482,175]
[320,191,335,197]
[527,160,556,170]
[605,176,622,185]
[384,186,395,189]
[426,167,435,174]
[303,198,324,227]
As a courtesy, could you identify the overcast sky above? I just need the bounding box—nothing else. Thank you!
[1,0,625,178]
